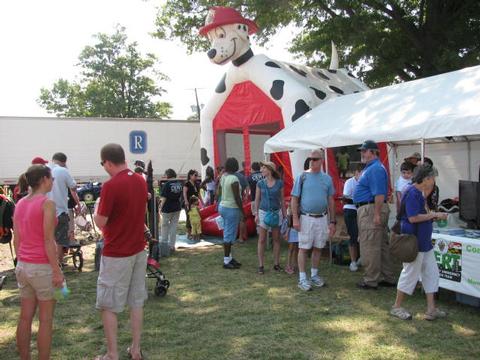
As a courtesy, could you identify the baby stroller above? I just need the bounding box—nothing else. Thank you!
[146,235,170,297]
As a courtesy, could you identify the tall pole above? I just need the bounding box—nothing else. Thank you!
[194,87,201,120]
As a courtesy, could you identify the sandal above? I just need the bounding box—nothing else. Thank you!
[390,307,412,320]
[127,347,145,360]
[424,308,446,321]
[284,266,295,275]
[273,264,283,272]
[257,266,265,275]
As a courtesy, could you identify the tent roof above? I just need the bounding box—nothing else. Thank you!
[264,65,480,153]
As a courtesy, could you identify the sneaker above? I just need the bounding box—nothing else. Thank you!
[298,279,312,291]
[390,307,412,320]
[257,266,265,275]
[349,262,358,272]
[356,257,362,266]
[230,258,242,267]
[223,262,237,269]
[310,275,325,288]
[424,308,447,321]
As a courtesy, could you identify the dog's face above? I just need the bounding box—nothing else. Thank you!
[205,23,251,65]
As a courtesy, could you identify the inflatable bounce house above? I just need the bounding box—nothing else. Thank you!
[197,6,389,236]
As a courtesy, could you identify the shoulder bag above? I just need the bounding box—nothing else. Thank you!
[389,189,418,263]
[263,180,279,227]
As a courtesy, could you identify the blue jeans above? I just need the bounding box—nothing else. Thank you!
[218,205,240,244]
[344,208,358,245]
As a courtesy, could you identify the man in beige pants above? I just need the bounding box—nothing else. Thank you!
[353,140,396,289]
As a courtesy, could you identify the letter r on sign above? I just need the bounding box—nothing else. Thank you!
[129,131,147,154]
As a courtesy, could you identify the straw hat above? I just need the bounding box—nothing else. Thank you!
[260,161,278,177]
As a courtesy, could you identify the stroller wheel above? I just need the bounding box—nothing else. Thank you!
[163,279,170,289]
[154,285,167,297]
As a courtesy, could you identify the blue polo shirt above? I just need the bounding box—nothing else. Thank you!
[353,158,388,203]
[401,186,433,252]
[291,171,334,214]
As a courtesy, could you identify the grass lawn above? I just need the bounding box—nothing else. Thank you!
[0,236,479,360]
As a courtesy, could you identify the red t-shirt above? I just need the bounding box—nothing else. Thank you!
[98,169,148,257]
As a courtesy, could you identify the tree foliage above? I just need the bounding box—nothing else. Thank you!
[39,27,172,118]
[154,0,480,87]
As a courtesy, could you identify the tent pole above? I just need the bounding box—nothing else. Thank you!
[324,148,328,174]
[468,140,472,180]
[420,139,425,162]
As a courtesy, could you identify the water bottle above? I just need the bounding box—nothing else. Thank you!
[54,281,70,301]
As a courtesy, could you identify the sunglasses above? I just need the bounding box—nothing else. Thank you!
[309,157,321,161]
[100,160,105,167]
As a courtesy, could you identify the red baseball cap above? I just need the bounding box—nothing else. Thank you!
[31,156,48,165]
[199,6,258,36]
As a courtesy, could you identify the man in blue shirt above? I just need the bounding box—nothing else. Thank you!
[353,140,396,290]
[291,149,336,291]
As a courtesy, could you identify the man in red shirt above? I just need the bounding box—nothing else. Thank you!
[94,143,148,360]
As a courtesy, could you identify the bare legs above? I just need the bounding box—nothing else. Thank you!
[298,247,321,273]
[129,307,144,359]
[393,289,437,314]
[17,298,56,360]
[257,227,281,268]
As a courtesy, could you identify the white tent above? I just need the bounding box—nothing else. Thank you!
[264,65,480,153]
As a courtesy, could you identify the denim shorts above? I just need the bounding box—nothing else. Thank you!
[218,205,240,244]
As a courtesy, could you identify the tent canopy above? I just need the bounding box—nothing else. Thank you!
[264,65,480,153]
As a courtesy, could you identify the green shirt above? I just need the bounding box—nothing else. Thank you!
[220,174,240,208]
[336,152,350,170]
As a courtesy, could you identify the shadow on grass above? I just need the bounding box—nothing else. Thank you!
[1,239,479,359]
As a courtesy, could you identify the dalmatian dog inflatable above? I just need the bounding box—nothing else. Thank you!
[199,6,368,176]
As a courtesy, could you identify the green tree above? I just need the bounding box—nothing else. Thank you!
[39,26,172,118]
[154,1,480,87]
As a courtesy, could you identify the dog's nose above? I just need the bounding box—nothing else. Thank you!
[207,49,217,59]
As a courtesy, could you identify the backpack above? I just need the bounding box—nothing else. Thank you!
[0,195,14,244]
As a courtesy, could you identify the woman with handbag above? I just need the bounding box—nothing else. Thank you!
[390,165,448,321]
[254,161,286,274]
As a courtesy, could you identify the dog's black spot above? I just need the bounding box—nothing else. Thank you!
[238,25,241,30]
[292,100,311,121]
[215,73,226,93]
[315,71,330,80]
[200,148,210,166]
[347,72,356,78]
[354,90,360,93]
[310,87,326,100]
[265,61,281,68]
[270,80,285,100]
[289,65,307,77]
[329,85,344,95]
[327,69,337,73]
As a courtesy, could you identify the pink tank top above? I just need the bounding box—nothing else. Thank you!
[14,195,50,264]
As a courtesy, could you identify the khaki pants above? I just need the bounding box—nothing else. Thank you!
[357,203,396,286]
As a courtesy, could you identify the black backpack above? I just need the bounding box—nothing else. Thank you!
[0,196,14,244]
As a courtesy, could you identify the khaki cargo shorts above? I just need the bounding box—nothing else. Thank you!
[96,250,148,313]
[15,261,54,301]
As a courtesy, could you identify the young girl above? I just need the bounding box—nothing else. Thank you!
[283,205,299,275]
[188,195,202,242]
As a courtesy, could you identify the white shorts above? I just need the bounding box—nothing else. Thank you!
[298,215,328,250]
[258,209,282,231]
[397,249,439,295]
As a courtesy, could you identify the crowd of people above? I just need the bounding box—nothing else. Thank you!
[4,138,450,359]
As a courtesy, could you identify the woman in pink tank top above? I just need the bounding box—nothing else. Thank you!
[13,164,64,360]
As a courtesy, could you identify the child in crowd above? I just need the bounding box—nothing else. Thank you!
[283,205,299,275]
[188,195,202,242]
[396,162,415,213]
